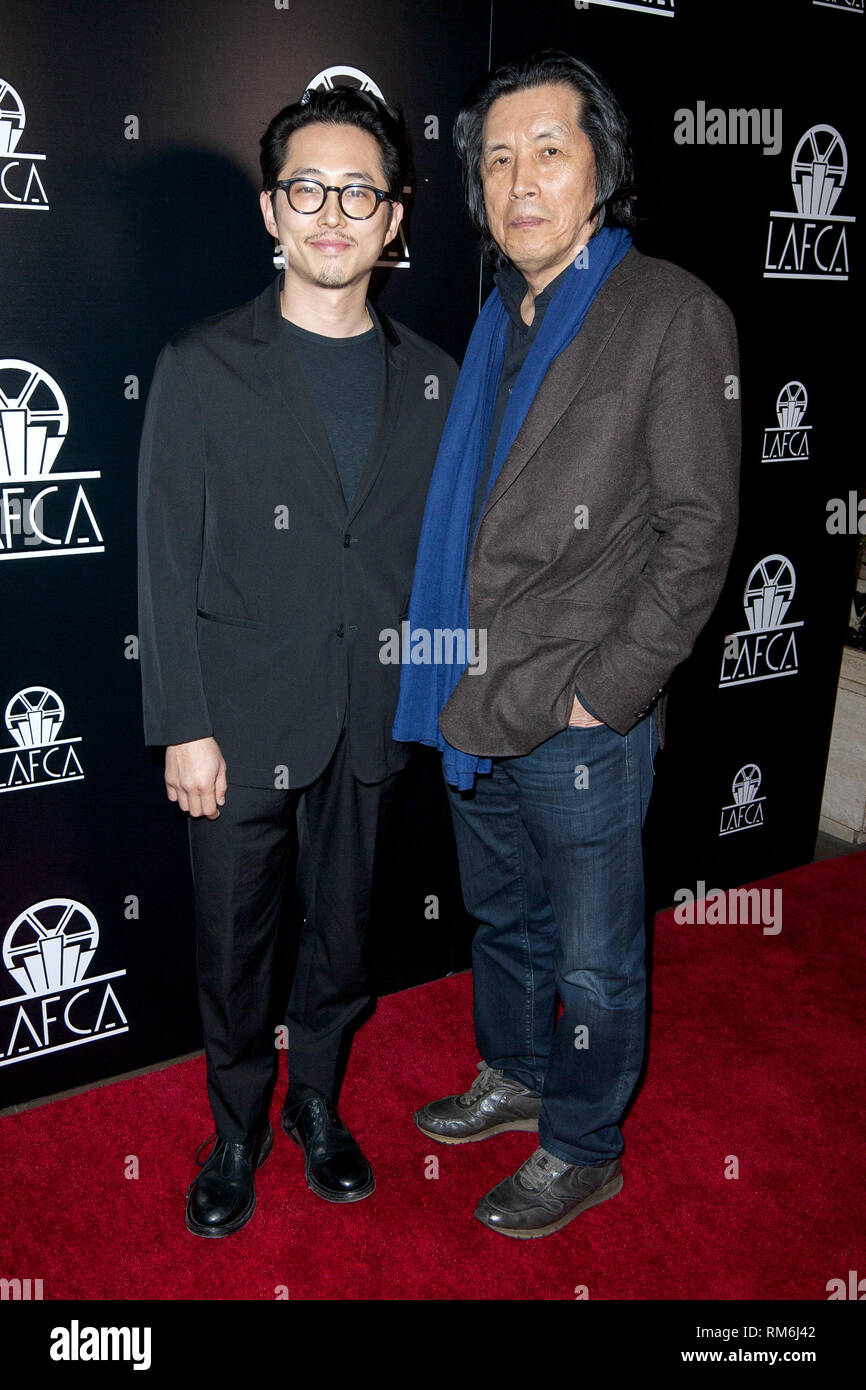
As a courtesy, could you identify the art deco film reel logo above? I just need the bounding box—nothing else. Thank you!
[0,78,48,210]
[0,359,104,558]
[583,0,674,13]
[719,763,767,836]
[304,65,410,269]
[765,125,853,280]
[719,554,803,686]
[0,686,84,793]
[0,899,128,1067]
[762,381,812,461]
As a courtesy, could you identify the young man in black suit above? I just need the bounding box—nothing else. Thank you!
[138,87,457,1236]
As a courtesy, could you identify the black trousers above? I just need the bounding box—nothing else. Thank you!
[188,730,399,1142]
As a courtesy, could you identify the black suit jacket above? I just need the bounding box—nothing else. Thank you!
[138,275,458,788]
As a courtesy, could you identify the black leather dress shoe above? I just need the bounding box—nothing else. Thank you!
[185,1123,273,1238]
[281,1089,375,1203]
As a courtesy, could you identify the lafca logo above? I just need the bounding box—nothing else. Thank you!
[720,764,767,836]
[0,78,48,210]
[720,554,803,687]
[0,686,84,794]
[304,66,410,269]
[0,899,128,1068]
[584,1,675,15]
[765,125,853,280]
[762,381,812,461]
[0,359,104,559]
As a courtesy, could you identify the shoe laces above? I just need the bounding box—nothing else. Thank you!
[459,1060,503,1107]
[195,1132,219,1166]
[516,1147,571,1191]
[285,1092,336,1129]
[195,1130,262,1168]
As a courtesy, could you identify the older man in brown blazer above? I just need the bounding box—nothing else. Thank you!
[396,50,740,1238]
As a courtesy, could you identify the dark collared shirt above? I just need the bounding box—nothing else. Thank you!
[467,261,571,542]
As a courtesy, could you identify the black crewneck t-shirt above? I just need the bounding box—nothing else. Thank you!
[282,316,382,510]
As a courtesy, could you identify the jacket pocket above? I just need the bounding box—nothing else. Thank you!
[525,598,624,640]
[196,607,266,631]
[571,387,622,410]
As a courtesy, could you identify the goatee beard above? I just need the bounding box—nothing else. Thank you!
[315,261,349,287]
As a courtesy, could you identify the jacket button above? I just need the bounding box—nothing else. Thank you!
[343,534,352,547]
[336,624,345,638]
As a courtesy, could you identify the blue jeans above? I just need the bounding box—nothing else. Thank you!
[446,716,659,1167]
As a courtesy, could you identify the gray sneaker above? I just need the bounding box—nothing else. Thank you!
[414,1060,541,1144]
[474,1146,623,1239]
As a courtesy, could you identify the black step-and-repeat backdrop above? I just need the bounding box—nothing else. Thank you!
[1,0,860,1107]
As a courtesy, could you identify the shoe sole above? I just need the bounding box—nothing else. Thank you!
[474,1172,623,1239]
[184,1128,273,1238]
[281,1118,376,1204]
[414,1115,539,1144]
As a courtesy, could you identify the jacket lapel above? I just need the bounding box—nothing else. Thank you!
[251,279,407,517]
[481,247,641,518]
[252,276,346,507]
[346,307,407,524]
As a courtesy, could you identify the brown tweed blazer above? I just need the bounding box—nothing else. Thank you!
[438,244,741,758]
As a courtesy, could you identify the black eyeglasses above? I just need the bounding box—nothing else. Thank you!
[273,178,394,220]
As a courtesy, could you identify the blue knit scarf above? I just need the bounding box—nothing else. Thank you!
[392,225,632,789]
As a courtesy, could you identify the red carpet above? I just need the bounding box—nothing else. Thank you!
[1,854,864,1301]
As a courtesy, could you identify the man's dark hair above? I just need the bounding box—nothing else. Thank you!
[453,49,636,268]
[260,86,408,199]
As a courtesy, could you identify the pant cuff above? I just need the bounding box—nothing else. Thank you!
[538,1121,622,1169]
